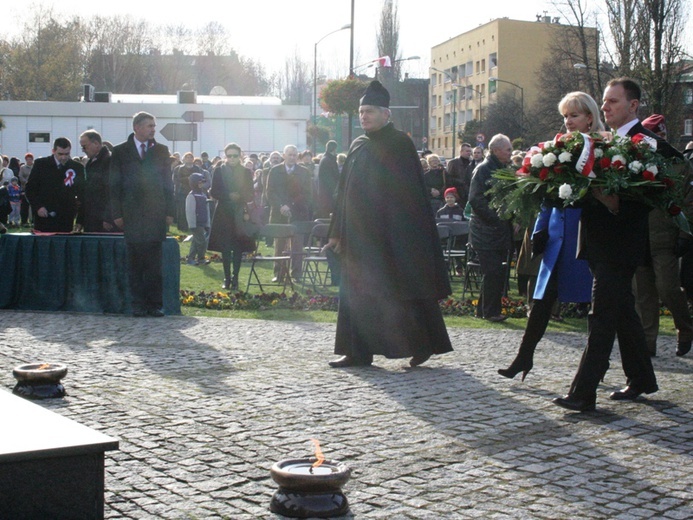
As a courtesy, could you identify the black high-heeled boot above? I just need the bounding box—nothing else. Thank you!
[498,353,534,381]
[230,275,239,291]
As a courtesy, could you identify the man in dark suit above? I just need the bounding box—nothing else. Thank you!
[266,144,313,281]
[554,78,663,412]
[79,130,114,233]
[25,137,85,232]
[110,112,175,317]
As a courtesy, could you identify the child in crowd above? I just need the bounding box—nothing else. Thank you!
[7,177,21,227]
[185,173,211,265]
[436,187,465,221]
[437,187,466,274]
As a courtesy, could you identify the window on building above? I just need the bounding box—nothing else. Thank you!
[458,111,466,125]
[489,52,497,68]
[466,109,473,122]
[685,88,693,105]
[29,132,50,143]
[685,119,693,136]
[444,91,455,105]
[430,116,437,131]
[445,137,449,149]
[450,66,458,82]
[481,59,486,73]
[438,117,442,130]
[443,71,451,84]
[444,113,451,128]
[459,88,466,101]
[475,61,480,74]
[431,94,437,107]
[466,61,473,76]
[430,73,437,86]
[480,83,485,96]
[489,79,497,95]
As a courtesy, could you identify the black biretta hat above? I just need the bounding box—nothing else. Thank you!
[360,80,390,108]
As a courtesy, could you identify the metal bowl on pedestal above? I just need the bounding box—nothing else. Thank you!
[270,458,351,518]
[12,363,68,399]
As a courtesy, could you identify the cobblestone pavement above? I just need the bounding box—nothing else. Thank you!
[1,311,691,519]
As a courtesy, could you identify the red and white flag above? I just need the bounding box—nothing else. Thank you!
[375,55,392,68]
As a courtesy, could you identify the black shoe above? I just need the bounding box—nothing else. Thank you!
[222,278,232,290]
[231,276,239,291]
[676,340,691,357]
[132,309,147,318]
[552,395,596,412]
[498,356,533,382]
[409,353,431,367]
[486,315,507,323]
[147,309,165,318]
[328,355,372,368]
[609,385,655,401]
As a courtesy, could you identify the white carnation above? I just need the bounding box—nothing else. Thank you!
[629,160,643,173]
[645,164,658,176]
[542,153,557,167]
[612,154,626,165]
[558,151,572,163]
[594,148,603,158]
[558,183,573,199]
[530,154,545,168]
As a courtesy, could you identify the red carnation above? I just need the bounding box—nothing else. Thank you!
[600,157,611,169]
[662,178,674,188]
[539,168,549,181]
[669,204,682,216]
[555,140,565,148]
[612,160,625,170]
[631,133,646,144]
[642,170,655,182]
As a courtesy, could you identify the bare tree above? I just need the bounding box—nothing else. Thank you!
[376,0,401,85]
[275,49,312,105]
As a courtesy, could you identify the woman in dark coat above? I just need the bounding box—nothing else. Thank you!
[207,143,254,291]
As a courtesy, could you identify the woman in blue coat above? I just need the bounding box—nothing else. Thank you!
[498,91,602,380]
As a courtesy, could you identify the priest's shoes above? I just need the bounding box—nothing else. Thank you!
[608,385,657,401]
[676,340,691,357]
[328,355,372,368]
[409,353,431,367]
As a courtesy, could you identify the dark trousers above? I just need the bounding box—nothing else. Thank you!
[476,248,507,318]
[569,262,657,399]
[126,241,163,312]
[20,195,30,225]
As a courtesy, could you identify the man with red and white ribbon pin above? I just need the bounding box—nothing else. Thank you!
[25,137,85,233]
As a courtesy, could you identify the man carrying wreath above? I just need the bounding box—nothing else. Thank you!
[553,78,669,412]
[25,137,85,233]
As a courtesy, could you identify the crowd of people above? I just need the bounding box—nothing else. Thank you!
[3,76,691,410]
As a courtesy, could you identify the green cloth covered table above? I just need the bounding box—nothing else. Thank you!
[0,233,180,315]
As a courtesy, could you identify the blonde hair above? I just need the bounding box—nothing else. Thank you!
[558,91,605,132]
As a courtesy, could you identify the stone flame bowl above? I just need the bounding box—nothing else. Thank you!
[13,363,68,384]
[270,458,351,492]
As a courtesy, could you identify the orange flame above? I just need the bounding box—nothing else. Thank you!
[37,363,51,370]
[310,438,325,468]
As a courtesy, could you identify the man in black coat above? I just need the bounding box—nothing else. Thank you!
[468,134,514,322]
[79,130,115,233]
[446,142,474,208]
[316,140,339,218]
[25,137,85,233]
[323,81,453,368]
[554,78,663,412]
[110,112,175,317]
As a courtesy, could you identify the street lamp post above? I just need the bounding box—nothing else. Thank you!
[489,76,524,139]
[313,23,351,151]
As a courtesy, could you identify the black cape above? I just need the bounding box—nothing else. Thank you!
[330,122,452,359]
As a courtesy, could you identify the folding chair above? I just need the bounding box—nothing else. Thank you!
[462,243,482,298]
[301,223,332,292]
[436,224,453,285]
[436,219,468,278]
[245,224,296,293]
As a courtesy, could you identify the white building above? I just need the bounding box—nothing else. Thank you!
[0,94,310,160]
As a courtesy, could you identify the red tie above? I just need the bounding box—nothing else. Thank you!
[140,143,146,159]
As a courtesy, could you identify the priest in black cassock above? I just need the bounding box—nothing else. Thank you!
[324,81,453,368]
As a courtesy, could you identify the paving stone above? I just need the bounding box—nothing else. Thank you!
[0,311,691,519]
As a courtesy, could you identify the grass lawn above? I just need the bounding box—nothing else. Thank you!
[174,227,676,337]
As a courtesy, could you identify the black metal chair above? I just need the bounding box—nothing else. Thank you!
[245,224,296,293]
[301,223,333,292]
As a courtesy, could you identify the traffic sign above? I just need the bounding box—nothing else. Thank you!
[160,123,197,142]
[182,111,204,123]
